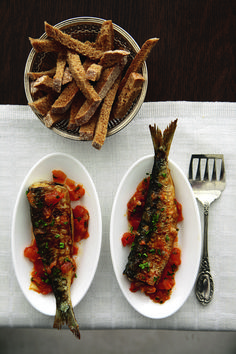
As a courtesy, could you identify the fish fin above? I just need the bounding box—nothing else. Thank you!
[149,124,163,152]
[149,119,177,157]
[53,304,80,339]
[163,119,177,156]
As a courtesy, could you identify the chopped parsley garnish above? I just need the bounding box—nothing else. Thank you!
[59,242,65,248]
[139,262,150,271]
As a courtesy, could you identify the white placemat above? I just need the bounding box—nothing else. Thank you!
[0,102,235,331]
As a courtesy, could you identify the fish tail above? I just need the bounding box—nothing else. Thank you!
[149,119,177,157]
[53,303,80,339]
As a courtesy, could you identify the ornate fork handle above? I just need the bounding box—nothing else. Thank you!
[195,202,214,305]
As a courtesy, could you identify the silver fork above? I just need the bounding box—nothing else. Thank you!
[188,154,226,305]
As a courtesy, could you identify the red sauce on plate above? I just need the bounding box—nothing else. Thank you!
[122,176,183,304]
[24,170,89,295]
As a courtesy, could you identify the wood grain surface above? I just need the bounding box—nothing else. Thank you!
[0,0,235,104]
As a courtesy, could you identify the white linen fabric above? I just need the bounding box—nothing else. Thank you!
[0,102,235,330]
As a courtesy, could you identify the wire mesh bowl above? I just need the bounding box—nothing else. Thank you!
[24,17,148,140]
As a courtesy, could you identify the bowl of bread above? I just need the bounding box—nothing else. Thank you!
[24,17,158,149]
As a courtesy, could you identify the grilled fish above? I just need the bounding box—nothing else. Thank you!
[123,120,178,287]
[27,181,80,339]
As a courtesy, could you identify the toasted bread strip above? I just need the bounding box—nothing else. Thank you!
[53,51,67,93]
[29,93,57,116]
[30,82,44,99]
[95,20,114,51]
[67,91,85,130]
[28,68,56,80]
[85,63,102,81]
[67,51,101,103]
[44,110,69,128]
[29,37,64,52]
[117,37,159,95]
[62,67,73,85]
[33,75,54,92]
[75,57,127,126]
[44,22,104,61]
[51,80,79,114]
[113,72,145,119]
[78,108,100,140]
[99,50,130,68]
[92,75,121,149]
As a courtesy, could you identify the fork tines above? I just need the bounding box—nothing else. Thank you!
[189,154,225,182]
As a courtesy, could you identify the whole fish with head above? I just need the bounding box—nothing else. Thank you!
[27,181,80,339]
[123,120,179,288]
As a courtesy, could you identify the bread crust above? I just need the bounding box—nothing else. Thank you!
[92,75,121,149]
[51,80,78,114]
[67,51,102,103]
[117,38,159,95]
[44,22,104,61]
[113,72,145,119]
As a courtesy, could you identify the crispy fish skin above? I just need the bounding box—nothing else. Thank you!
[27,181,80,339]
[123,120,178,287]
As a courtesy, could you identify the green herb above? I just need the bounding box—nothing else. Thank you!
[65,257,71,263]
[36,201,43,208]
[157,249,162,256]
[75,186,80,191]
[77,217,82,222]
[59,242,65,249]
[162,173,167,178]
[45,242,49,249]
[50,219,55,226]
[55,234,60,239]
[157,183,162,188]
[139,262,150,271]
[64,221,68,225]
[149,249,155,253]
[143,253,147,257]
[26,189,29,195]
[161,207,165,212]
[165,235,170,242]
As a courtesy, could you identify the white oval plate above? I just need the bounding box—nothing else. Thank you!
[110,155,201,319]
[11,152,102,316]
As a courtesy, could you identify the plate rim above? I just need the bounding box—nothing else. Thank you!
[110,154,201,319]
[11,152,102,315]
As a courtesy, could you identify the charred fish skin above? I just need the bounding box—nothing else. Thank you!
[123,120,178,287]
[27,181,80,339]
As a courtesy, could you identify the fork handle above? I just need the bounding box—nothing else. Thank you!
[203,202,209,258]
[195,201,214,305]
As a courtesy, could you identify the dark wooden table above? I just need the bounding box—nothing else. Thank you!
[1,0,235,104]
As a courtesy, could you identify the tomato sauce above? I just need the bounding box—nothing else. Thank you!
[122,176,183,304]
[24,170,89,295]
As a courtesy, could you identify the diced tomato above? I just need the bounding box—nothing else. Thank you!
[44,190,64,206]
[61,261,73,274]
[175,199,184,222]
[69,184,85,201]
[73,245,79,255]
[169,248,181,266]
[52,170,67,184]
[24,239,39,263]
[121,232,135,247]
[73,205,89,242]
